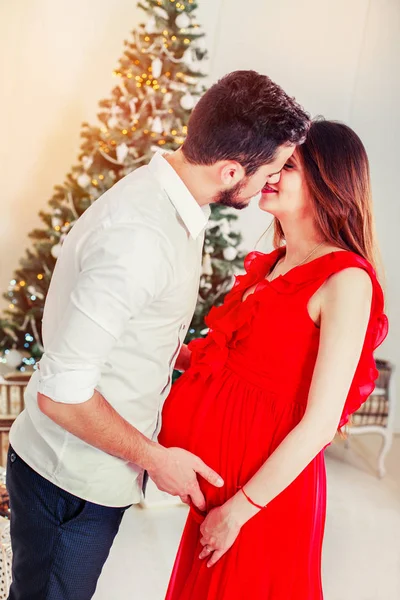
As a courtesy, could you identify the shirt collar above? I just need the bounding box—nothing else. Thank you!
[149,151,210,239]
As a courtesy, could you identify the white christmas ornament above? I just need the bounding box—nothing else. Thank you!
[154,6,168,19]
[51,216,63,228]
[107,116,119,129]
[151,57,163,79]
[82,155,93,171]
[27,286,44,300]
[145,16,157,34]
[77,173,91,188]
[223,246,238,261]
[151,116,163,134]
[129,98,138,114]
[183,48,194,66]
[202,253,213,276]
[116,143,129,163]
[176,12,191,29]
[51,243,62,259]
[220,219,231,235]
[6,349,23,369]
[180,92,195,110]
[196,36,206,50]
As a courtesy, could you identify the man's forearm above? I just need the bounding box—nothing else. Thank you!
[37,390,165,471]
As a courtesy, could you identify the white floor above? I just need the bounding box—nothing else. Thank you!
[94,435,400,600]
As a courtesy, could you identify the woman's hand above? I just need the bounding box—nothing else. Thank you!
[199,493,259,567]
[174,343,192,372]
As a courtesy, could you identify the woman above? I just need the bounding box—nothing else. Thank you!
[159,120,388,599]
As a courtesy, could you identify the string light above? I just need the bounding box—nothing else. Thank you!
[122,129,128,134]
[101,127,108,133]
[19,281,26,287]
[54,225,61,231]
[64,221,70,227]
[127,73,133,78]
[171,130,177,135]
[184,39,190,44]
[92,179,98,186]
[9,304,14,310]
[98,175,104,181]
[37,274,44,280]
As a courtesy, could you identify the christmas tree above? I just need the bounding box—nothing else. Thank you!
[0,0,245,372]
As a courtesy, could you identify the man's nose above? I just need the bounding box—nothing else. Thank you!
[267,172,281,185]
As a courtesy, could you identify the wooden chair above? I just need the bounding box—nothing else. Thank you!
[345,359,396,477]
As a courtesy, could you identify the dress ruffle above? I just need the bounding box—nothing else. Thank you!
[189,248,388,429]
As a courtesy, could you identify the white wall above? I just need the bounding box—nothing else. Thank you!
[1,0,399,428]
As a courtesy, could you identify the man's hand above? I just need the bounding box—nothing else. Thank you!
[148,446,224,511]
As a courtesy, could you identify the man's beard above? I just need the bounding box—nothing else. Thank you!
[214,180,251,210]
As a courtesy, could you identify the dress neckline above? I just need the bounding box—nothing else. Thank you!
[241,248,352,303]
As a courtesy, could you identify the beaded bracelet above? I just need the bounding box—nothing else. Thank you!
[239,486,266,510]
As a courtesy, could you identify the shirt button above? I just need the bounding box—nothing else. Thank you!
[10,453,16,463]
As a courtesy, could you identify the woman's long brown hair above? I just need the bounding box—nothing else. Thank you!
[273,119,379,271]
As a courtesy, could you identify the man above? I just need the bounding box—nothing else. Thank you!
[7,70,309,599]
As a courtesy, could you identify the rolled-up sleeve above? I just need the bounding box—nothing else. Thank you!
[37,224,172,404]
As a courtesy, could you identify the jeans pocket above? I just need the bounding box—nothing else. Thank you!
[57,494,88,527]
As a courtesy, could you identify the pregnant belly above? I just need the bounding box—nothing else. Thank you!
[160,365,304,510]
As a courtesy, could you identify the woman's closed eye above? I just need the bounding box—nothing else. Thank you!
[283,162,295,170]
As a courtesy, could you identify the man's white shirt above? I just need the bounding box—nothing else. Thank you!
[10,152,210,507]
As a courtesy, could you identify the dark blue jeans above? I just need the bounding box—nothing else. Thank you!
[6,446,129,600]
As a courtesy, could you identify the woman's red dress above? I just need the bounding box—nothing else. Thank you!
[159,249,388,600]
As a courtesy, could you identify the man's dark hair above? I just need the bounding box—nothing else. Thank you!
[182,70,310,175]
